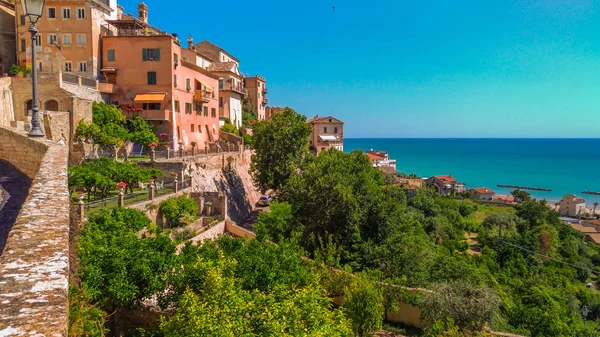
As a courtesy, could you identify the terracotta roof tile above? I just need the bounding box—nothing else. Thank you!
[471,187,495,194]
[434,175,456,183]
[366,153,385,161]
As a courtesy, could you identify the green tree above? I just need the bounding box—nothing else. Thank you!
[250,107,311,193]
[158,195,199,226]
[77,208,176,310]
[255,202,294,242]
[68,286,107,337]
[242,102,257,127]
[342,274,384,337]
[220,118,240,135]
[511,189,531,203]
[126,116,158,146]
[419,281,500,330]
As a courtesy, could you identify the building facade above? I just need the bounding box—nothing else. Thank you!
[0,0,15,75]
[15,0,119,79]
[469,187,495,201]
[101,34,220,149]
[192,40,244,129]
[366,150,396,170]
[243,76,267,121]
[425,175,466,195]
[559,194,587,217]
[307,115,344,154]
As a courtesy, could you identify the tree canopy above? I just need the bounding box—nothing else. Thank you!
[250,107,311,193]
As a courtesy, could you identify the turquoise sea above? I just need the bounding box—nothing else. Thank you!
[344,139,600,207]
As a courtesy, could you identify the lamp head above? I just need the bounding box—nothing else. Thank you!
[20,0,46,24]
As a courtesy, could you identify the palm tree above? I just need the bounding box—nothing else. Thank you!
[594,202,599,216]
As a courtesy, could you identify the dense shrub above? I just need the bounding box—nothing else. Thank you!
[158,195,199,226]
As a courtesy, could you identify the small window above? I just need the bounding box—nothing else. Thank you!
[142,48,160,61]
[219,97,223,107]
[48,34,57,45]
[64,61,72,72]
[334,127,338,133]
[62,34,72,46]
[211,108,216,118]
[37,61,42,71]
[147,71,157,85]
[191,124,195,132]
[20,15,25,25]
[174,53,178,65]
[173,74,177,87]
[62,8,71,19]
[47,7,56,18]
[218,79,223,89]
[107,49,115,62]
[186,78,191,91]
[174,100,180,112]
[78,61,87,72]
[76,34,86,46]
[204,106,208,117]
[195,104,201,114]
[185,102,192,114]
[324,127,328,133]
[77,8,85,19]
[20,39,26,52]
[33,35,41,47]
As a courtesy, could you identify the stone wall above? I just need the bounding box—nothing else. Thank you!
[0,126,49,178]
[0,77,14,127]
[0,127,70,336]
[43,111,71,146]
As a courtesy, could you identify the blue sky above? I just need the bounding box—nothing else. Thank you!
[120,0,600,138]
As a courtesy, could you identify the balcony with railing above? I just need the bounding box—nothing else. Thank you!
[123,109,171,121]
[221,82,245,95]
[262,97,268,105]
[263,87,268,94]
[195,90,213,103]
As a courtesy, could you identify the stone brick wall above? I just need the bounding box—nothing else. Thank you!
[43,111,71,146]
[0,128,70,336]
[0,126,49,178]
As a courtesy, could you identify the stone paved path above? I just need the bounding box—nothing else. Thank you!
[0,159,31,254]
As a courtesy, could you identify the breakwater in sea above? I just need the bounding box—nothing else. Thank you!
[583,191,600,196]
[344,138,600,207]
[497,185,551,192]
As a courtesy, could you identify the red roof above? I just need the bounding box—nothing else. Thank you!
[434,175,456,183]
[366,153,385,161]
[471,187,495,195]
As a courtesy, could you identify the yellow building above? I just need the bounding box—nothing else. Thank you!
[15,0,119,79]
[306,115,344,154]
[243,75,267,121]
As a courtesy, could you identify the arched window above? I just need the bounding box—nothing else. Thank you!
[44,100,59,111]
[25,100,32,116]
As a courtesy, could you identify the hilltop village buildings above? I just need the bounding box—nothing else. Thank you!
[6,1,269,148]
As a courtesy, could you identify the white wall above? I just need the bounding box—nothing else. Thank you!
[229,96,242,128]
[218,52,237,65]
[195,55,211,69]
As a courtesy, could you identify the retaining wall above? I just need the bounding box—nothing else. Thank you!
[0,127,70,336]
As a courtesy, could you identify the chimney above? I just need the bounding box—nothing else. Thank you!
[187,35,194,49]
[137,2,148,24]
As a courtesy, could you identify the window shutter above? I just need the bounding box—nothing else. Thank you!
[142,48,147,61]
[152,72,157,84]
[155,48,160,61]
[173,74,177,87]
[147,72,151,84]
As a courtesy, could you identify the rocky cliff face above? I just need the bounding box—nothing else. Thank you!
[187,151,260,224]
[141,150,260,224]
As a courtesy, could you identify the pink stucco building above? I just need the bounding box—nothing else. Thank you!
[100,34,220,149]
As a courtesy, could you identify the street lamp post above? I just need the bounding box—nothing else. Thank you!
[20,0,46,137]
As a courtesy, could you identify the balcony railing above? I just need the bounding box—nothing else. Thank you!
[195,90,213,103]
[262,97,268,105]
[222,83,245,94]
[124,109,171,121]
[263,87,268,94]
